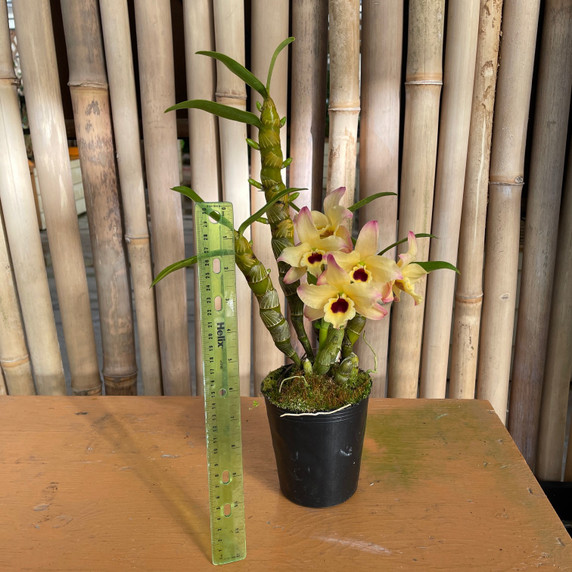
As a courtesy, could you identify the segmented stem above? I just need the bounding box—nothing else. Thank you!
[334,354,359,384]
[313,326,345,375]
[257,96,314,359]
[234,233,301,365]
[342,314,366,359]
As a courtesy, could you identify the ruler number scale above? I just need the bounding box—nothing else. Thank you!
[195,203,246,565]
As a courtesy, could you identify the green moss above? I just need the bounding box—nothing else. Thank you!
[261,364,372,413]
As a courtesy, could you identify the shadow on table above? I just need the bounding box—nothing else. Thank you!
[88,402,212,561]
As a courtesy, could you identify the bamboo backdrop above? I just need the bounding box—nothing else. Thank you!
[449,0,503,399]
[357,0,402,396]
[212,0,252,395]
[250,0,290,391]
[420,0,480,398]
[60,0,137,396]
[387,0,445,398]
[1,0,572,478]
[0,0,64,395]
[99,0,162,396]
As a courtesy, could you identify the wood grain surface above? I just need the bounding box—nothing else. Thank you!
[0,397,570,570]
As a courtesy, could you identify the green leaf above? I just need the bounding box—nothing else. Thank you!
[238,187,305,235]
[348,192,397,213]
[170,186,235,233]
[197,50,268,98]
[412,260,460,274]
[266,37,295,92]
[171,186,205,203]
[166,99,262,128]
[378,233,434,256]
[152,256,198,286]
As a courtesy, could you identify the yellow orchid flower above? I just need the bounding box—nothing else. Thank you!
[297,254,388,329]
[392,231,427,305]
[278,207,351,284]
[334,220,402,302]
[311,186,353,238]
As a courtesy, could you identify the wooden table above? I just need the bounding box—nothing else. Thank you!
[1,397,570,570]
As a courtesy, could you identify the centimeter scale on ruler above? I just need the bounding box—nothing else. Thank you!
[195,202,246,565]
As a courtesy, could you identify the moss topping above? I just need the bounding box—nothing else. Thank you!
[261,364,372,413]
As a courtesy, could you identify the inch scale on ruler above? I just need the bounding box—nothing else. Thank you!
[195,202,246,566]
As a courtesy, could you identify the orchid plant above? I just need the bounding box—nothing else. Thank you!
[154,38,457,410]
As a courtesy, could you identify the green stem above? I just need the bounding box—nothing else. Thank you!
[257,95,314,359]
[313,326,345,375]
[234,233,301,365]
[334,354,359,384]
[342,314,367,359]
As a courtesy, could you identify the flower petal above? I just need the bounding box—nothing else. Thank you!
[332,250,360,272]
[304,305,325,322]
[323,186,346,212]
[323,293,356,329]
[283,266,306,284]
[297,282,338,310]
[277,243,308,267]
[319,254,351,289]
[354,220,379,258]
[365,255,402,283]
[334,224,354,251]
[399,231,418,266]
[346,283,387,320]
[294,207,320,244]
[311,211,330,233]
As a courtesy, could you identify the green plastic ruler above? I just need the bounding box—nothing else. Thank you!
[194,202,246,565]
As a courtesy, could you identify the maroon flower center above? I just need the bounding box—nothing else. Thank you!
[352,267,369,282]
[307,252,323,265]
[330,297,349,314]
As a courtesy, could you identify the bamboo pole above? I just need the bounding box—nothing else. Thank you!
[477,0,541,424]
[99,0,162,396]
[212,0,252,395]
[508,0,572,468]
[289,0,328,211]
[420,0,480,398]
[387,0,445,398]
[250,0,289,393]
[537,140,572,481]
[0,205,35,395]
[449,0,503,399]
[12,0,101,395]
[60,0,137,396]
[326,0,360,209]
[289,0,329,361]
[183,0,220,394]
[134,0,191,395]
[0,0,65,394]
[357,0,403,397]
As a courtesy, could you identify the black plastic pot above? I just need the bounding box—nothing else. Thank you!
[264,396,369,508]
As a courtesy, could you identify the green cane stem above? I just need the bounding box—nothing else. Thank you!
[342,314,366,359]
[257,95,314,359]
[234,233,301,366]
[313,326,345,376]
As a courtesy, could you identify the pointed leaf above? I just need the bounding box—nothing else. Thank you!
[197,50,268,98]
[238,187,305,235]
[412,260,460,274]
[378,233,434,256]
[171,186,205,203]
[266,37,295,92]
[170,187,235,232]
[348,192,397,213]
[166,99,262,128]
[152,256,198,286]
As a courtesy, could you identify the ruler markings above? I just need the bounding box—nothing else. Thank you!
[195,202,246,566]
